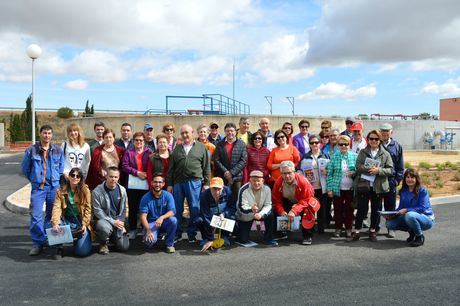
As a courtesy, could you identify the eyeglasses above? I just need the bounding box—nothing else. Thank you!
[345,121,354,125]
[276,135,286,139]
[152,180,164,184]
[254,137,262,141]
[69,173,81,179]
[283,127,292,130]
[321,126,328,129]
[309,141,320,145]
[300,125,309,129]
[134,139,144,142]
[164,128,174,132]
[338,143,349,146]
[369,137,380,141]
[323,136,330,139]
[281,171,294,175]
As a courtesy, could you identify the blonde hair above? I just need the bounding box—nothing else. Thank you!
[66,123,85,147]
[337,135,351,144]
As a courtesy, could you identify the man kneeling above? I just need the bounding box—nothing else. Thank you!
[92,167,130,255]
[236,170,278,246]
[139,174,177,253]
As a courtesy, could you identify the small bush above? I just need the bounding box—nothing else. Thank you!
[421,175,431,186]
[404,161,412,169]
[433,172,440,180]
[419,161,431,169]
[428,189,433,197]
[436,163,446,171]
[57,107,73,119]
[451,163,458,170]
[435,181,444,189]
[445,161,453,168]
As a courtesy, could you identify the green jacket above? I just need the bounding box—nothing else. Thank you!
[354,145,394,194]
[326,150,358,195]
[167,141,211,186]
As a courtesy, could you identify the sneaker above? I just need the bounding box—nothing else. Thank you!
[223,237,231,247]
[165,246,175,253]
[302,237,312,245]
[387,229,396,238]
[99,243,109,255]
[352,231,361,241]
[29,246,42,256]
[410,235,425,247]
[264,239,279,247]
[129,230,137,240]
[333,230,340,238]
[369,231,377,242]
[406,231,416,243]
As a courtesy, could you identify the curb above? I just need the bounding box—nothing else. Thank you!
[431,195,460,205]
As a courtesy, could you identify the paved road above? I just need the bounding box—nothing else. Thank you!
[0,153,458,305]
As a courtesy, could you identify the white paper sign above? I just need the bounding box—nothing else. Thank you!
[46,225,74,245]
[210,215,236,232]
[128,174,149,190]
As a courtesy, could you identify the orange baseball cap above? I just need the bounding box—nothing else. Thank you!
[210,177,224,188]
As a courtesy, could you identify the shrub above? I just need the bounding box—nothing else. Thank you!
[57,107,74,119]
[419,161,431,169]
[435,181,444,189]
[421,175,431,186]
[436,163,446,171]
[404,161,412,169]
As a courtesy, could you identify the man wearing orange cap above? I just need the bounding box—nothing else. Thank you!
[196,177,235,250]
[350,122,367,153]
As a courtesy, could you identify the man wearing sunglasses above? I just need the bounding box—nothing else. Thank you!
[22,125,64,256]
[341,117,355,138]
[207,122,223,146]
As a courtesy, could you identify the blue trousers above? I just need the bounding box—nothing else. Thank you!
[30,185,58,247]
[143,217,177,248]
[387,212,434,236]
[173,179,202,239]
[61,215,92,257]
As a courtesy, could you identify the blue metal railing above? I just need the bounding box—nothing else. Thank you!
[164,94,250,115]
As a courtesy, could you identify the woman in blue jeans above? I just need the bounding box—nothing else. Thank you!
[51,167,92,257]
[386,169,434,247]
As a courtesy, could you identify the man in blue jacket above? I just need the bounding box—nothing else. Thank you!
[380,123,404,237]
[21,125,64,256]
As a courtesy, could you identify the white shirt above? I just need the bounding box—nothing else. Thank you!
[183,142,193,155]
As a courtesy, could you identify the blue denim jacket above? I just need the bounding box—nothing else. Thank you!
[21,142,64,189]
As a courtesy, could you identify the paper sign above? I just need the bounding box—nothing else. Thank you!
[128,174,149,190]
[210,215,236,232]
[46,225,73,245]
[276,216,301,231]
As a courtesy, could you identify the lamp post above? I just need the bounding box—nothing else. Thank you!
[26,44,42,144]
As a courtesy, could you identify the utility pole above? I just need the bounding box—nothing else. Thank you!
[286,97,295,116]
[264,96,273,115]
[232,58,235,102]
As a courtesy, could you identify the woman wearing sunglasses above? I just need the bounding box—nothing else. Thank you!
[162,123,180,151]
[51,167,92,257]
[268,129,301,185]
[243,131,270,184]
[326,135,357,239]
[297,135,330,234]
[353,130,394,242]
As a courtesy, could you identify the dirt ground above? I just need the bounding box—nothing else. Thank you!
[404,150,460,197]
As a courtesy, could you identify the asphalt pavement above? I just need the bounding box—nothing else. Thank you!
[0,152,459,305]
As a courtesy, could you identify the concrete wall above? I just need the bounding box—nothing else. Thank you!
[66,115,460,150]
[0,123,4,148]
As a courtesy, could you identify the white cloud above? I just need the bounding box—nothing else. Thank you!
[248,34,314,83]
[69,50,127,82]
[422,79,460,96]
[297,82,376,101]
[306,0,460,69]
[64,79,89,90]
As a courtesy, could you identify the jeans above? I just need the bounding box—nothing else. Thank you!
[173,179,202,239]
[237,212,275,243]
[61,215,92,257]
[143,217,178,248]
[383,187,397,211]
[387,212,434,236]
[355,189,384,230]
[30,185,58,247]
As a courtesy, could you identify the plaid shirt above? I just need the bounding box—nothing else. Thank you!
[326,150,358,195]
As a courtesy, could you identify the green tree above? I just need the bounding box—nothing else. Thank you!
[57,107,73,118]
[7,95,37,142]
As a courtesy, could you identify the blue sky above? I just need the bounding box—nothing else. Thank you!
[1,0,460,116]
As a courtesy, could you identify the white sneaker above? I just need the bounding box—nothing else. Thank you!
[387,229,396,238]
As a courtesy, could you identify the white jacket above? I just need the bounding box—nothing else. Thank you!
[236,183,272,222]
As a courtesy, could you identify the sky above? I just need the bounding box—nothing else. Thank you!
[1,0,460,116]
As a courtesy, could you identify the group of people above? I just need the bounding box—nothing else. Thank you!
[21,116,434,257]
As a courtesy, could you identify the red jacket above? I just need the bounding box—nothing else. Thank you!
[243,145,270,184]
[272,173,316,216]
[86,144,124,190]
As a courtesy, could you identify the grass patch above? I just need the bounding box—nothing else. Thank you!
[419,161,431,169]
[435,181,444,189]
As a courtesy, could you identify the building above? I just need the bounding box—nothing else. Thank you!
[440,98,460,121]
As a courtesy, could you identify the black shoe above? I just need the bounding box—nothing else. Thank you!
[410,235,425,247]
[406,231,416,243]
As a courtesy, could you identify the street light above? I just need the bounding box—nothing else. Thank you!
[26,44,42,144]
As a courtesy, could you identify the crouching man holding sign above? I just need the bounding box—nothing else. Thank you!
[272,161,320,245]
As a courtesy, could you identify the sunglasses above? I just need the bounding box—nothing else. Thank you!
[346,121,354,125]
[276,135,286,139]
[300,125,309,129]
[321,126,329,129]
[338,143,349,146]
[134,139,144,142]
[369,137,380,141]
[69,173,81,179]
[310,141,320,145]
[164,128,174,132]
[254,137,262,141]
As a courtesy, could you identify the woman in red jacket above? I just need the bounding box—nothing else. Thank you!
[242,131,270,184]
[86,128,124,190]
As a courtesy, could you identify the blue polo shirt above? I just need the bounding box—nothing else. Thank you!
[139,191,176,223]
